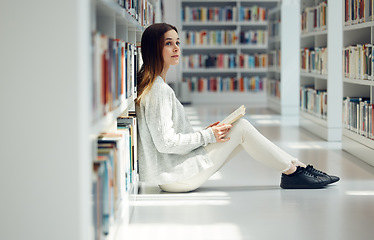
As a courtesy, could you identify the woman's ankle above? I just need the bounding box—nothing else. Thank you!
[283,164,297,175]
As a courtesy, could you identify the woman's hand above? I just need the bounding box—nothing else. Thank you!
[206,121,220,129]
[210,123,232,142]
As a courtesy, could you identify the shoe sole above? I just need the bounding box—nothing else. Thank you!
[280,183,327,189]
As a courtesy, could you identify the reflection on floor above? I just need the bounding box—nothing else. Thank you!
[127,104,374,240]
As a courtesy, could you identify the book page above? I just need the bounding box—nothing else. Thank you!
[221,105,246,125]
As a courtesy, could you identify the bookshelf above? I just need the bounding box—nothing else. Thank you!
[0,1,157,240]
[267,0,300,122]
[180,0,279,104]
[342,0,374,167]
[299,0,342,141]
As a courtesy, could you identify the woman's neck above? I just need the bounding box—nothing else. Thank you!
[160,65,169,81]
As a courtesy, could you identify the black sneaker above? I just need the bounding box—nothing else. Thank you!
[280,166,329,189]
[305,165,340,184]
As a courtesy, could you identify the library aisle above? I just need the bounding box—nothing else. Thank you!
[128,104,374,240]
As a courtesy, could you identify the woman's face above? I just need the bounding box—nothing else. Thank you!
[162,29,180,68]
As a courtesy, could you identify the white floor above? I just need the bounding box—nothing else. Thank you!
[127,104,374,240]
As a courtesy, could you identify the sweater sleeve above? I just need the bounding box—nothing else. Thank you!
[144,81,216,155]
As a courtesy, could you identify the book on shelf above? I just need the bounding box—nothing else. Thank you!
[93,130,132,239]
[93,154,112,236]
[345,0,373,25]
[181,4,268,23]
[117,115,138,184]
[238,5,268,22]
[182,53,267,70]
[92,32,139,122]
[300,47,327,75]
[301,1,327,33]
[268,50,281,69]
[343,97,373,139]
[184,76,264,93]
[300,86,327,119]
[182,5,237,22]
[221,105,246,125]
[183,29,267,46]
[117,0,155,27]
[343,43,373,80]
[267,79,281,99]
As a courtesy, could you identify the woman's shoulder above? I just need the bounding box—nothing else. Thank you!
[142,76,175,104]
[150,76,174,94]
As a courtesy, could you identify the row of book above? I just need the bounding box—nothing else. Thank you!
[301,1,327,33]
[182,6,237,22]
[268,50,281,69]
[183,29,239,46]
[92,32,142,122]
[181,6,268,22]
[300,86,328,119]
[182,53,267,69]
[345,0,374,25]
[343,97,374,139]
[343,44,373,80]
[92,114,138,240]
[267,79,280,99]
[183,76,264,93]
[117,0,155,27]
[300,47,328,75]
[182,29,267,46]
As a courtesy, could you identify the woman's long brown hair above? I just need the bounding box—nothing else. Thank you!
[135,23,178,105]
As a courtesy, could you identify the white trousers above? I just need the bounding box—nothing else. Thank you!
[160,119,299,192]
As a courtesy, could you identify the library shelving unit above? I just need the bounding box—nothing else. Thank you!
[267,0,300,122]
[0,1,157,240]
[299,0,342,141]
[342,0,374,167]
[180,0,279,104]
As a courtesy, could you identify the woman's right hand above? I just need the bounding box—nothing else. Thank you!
[211,124,232,142]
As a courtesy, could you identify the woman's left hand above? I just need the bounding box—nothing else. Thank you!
[206,121,220,129]
[211,124,232,142]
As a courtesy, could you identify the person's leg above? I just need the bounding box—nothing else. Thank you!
[160,119,303,192]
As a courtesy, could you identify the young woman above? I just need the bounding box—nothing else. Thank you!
[135,23,339,192]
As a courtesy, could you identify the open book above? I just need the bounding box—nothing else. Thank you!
[220,105,246,125]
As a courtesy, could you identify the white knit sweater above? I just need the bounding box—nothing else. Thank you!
[135,76,216,185]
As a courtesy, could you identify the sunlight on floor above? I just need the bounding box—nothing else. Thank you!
[128,223,243,240]
[345,191,374,196]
